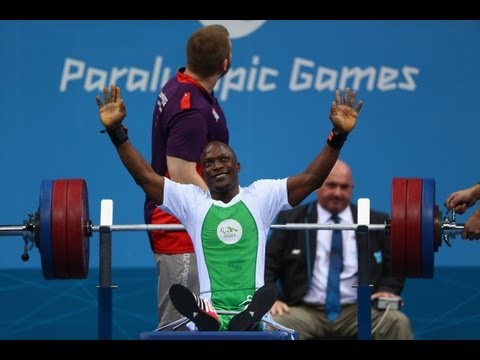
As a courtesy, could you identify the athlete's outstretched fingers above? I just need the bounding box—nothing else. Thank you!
[95,96,103,109]
[355,100,363,114]
[350,90,356,108]
[331,101,337,113]
[116,86,122,102]
[335,89,341,105]
[103,86,110,104]
[343,87,350,105]
[110,84,117,103]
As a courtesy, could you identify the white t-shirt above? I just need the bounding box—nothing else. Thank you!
[160,177,292,311]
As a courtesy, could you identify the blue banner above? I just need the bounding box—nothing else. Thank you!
[1,20,479,268]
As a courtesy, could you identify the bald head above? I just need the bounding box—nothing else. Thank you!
[329,160,352,182]
[315,159,354,214]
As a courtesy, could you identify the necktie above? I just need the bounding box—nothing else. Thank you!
[325,213,343,321]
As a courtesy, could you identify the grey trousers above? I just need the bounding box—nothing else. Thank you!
[272,303,414,340]
[154,252,199,328]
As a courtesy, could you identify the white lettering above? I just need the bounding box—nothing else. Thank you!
[399,66,420,91]
[58,56,419,98]
[314,67,338,91]
[126,67,149,91]
[289,57,315,91]
[160,68,172,90]
[157,91,168,113]
[377,66,398,91]
[149,56,162,92]
[85,67,107,92]
[215,56,278,100]
[59,58,85,91]
[109,67,129,86]
[288,57,418,93]
[246,56,259,91]
[258,66,278,91]
[339,66,376,91]
[219,67,247,101]
[59,56,173,93]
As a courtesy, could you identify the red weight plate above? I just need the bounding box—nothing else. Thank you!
[391,178,407,278]
[51,179,70,279]
[405,178,422,278]
[39,179,55,279]
[66,179,90,279]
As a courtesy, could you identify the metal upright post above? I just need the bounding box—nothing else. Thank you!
[356,224,371,340]
[356,199,372,340]
[98,199,113,340]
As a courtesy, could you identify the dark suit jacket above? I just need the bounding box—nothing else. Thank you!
[265,201,405,305]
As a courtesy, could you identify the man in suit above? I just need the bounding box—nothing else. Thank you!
[265,160,414,339]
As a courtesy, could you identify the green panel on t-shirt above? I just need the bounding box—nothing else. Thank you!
[201,201,259,311]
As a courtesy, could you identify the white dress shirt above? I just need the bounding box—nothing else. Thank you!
[303,204,358,305]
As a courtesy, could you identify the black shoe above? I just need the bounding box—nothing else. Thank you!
[169,284,220,331]
[227,285,278,331]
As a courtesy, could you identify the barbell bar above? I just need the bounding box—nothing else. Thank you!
[0,178,466,280]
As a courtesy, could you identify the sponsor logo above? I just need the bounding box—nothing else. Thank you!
[217,219,243,245]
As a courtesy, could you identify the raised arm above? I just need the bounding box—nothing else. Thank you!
[96,85,165,205]
[287,88,363,207]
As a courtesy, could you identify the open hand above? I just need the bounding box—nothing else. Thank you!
[329,88,363,134]
[96,85,127,129]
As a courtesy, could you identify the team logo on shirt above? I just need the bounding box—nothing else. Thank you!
[217,219,243,245]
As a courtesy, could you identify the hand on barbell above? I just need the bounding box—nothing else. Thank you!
[444,183,480,214]
[329,87,363,134]
[96,85,127,129]
[462,208,480,240]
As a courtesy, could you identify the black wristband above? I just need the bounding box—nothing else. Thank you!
[326,128,348,150]
[103,125,129,147]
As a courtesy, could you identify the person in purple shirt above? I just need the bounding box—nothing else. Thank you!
[143,24,232,328]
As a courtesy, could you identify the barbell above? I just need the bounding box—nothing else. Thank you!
[0,178,465,280]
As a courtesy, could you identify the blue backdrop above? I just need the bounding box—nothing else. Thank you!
[1,20,479,270]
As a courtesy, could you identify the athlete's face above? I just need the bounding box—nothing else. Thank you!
[201,141,240,196]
